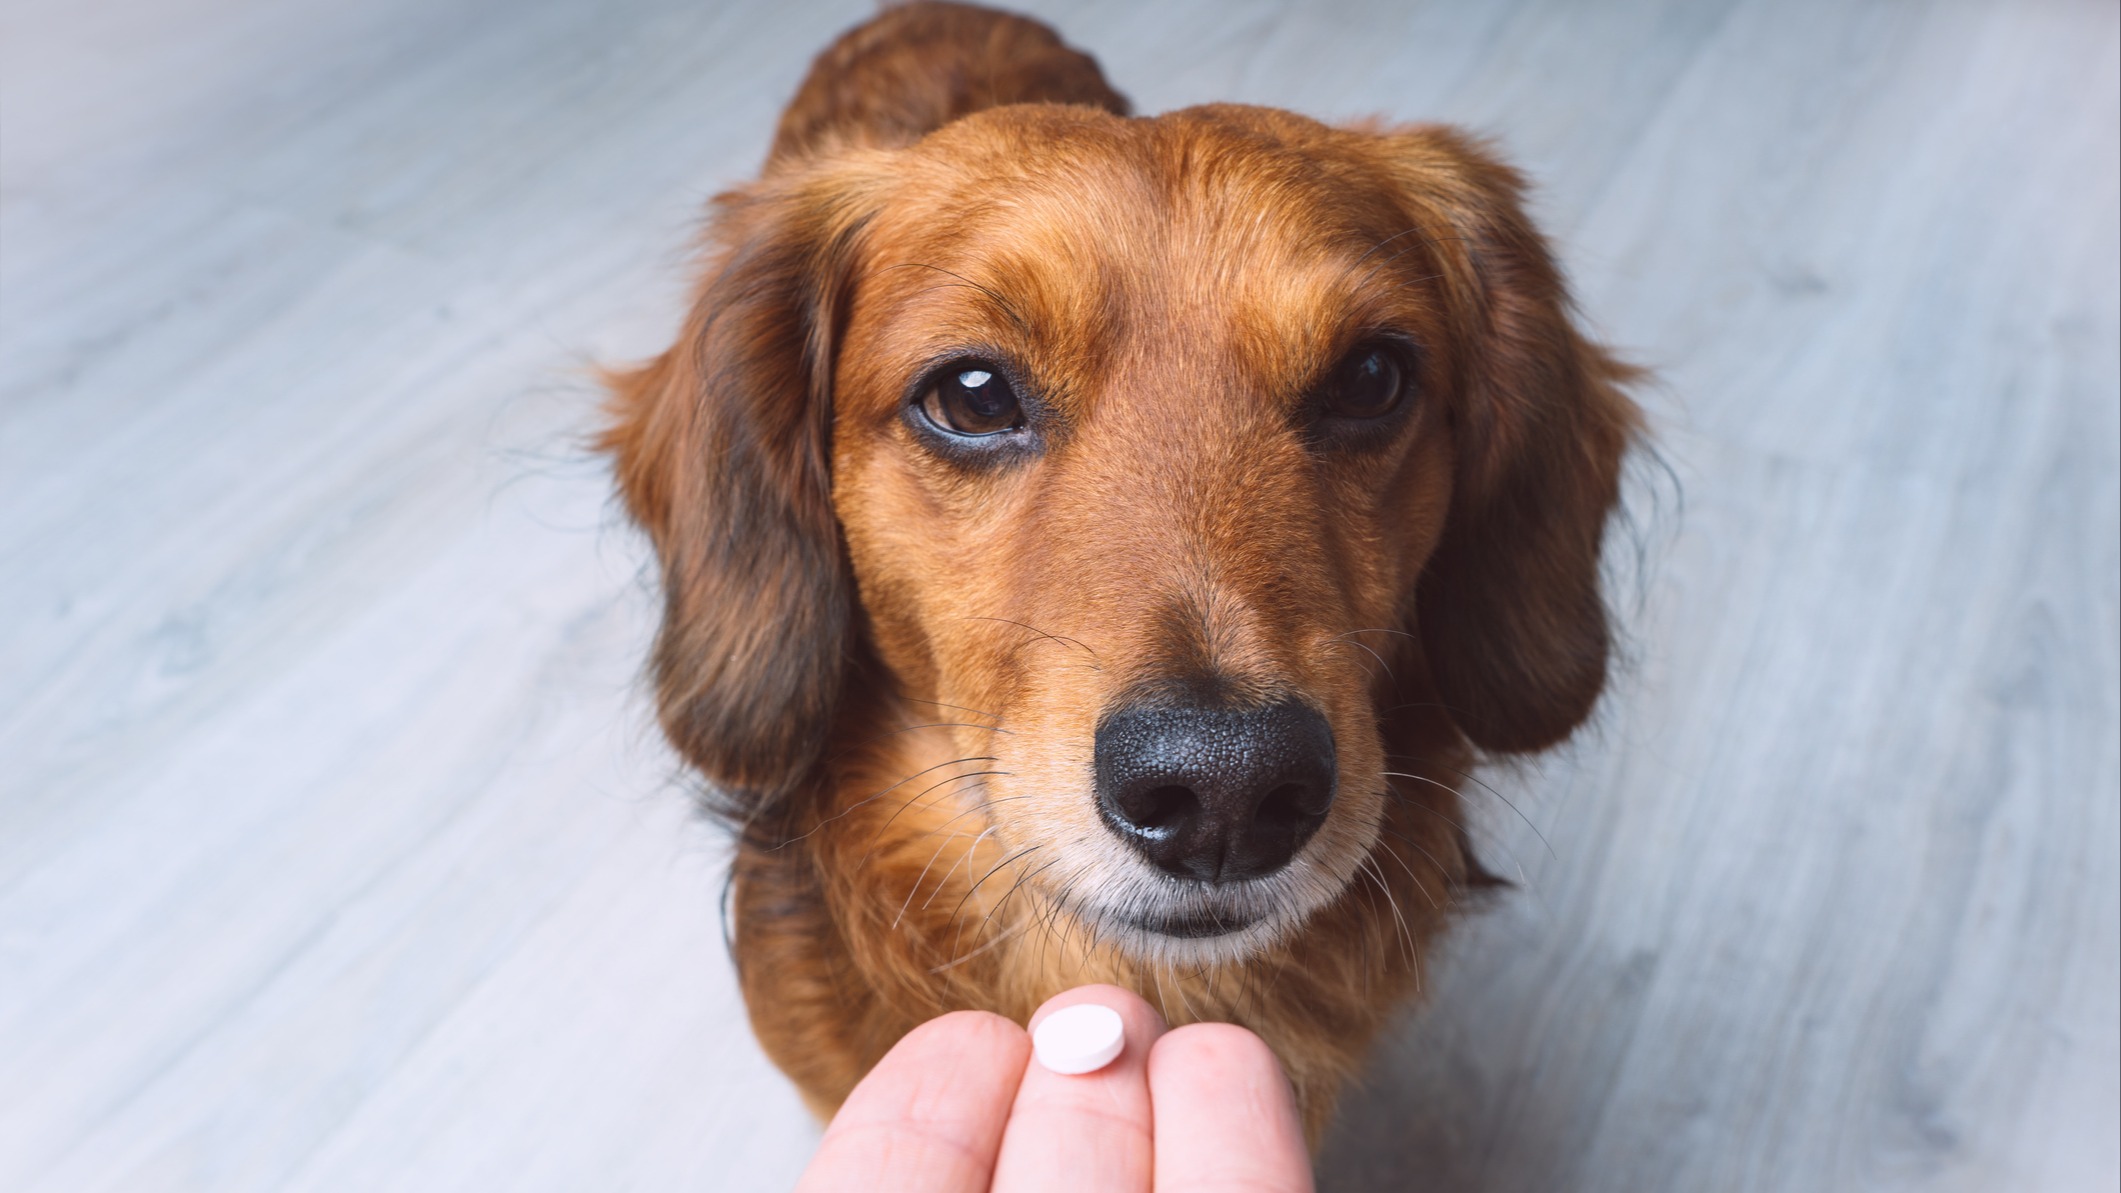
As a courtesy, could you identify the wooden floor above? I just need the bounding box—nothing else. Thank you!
[3,0,2114,1189]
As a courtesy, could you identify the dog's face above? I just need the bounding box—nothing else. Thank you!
[828,108,1464,961]
[606,104,1635,966]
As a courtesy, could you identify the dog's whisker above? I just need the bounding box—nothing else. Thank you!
[880,262,1035,335]
[944,844,1045,957]
[960,875,1028,958]
[1359,854,1419,980]
[1383,750,1519,811]
[961,853,1067,962]
[1020,882,1062,976]
[1166,963,1202,1025]
[1381,778,1534,887]
[1369,830,1445,911]
[1353,856,1396,954]
[865,769,1013,847]
[1349,229,1465,297]
[1327,626,1418,644]
[899,695,1006,723]
[825,720,1015,768]
[776,755,1000,849]
[899,792,1039,903]
[944,843,1043,928]
[939,792,1032,823]
[894,823,995,931]
[1356,903,1373,1002]
[1381,767,1556,862]
[1149,965,1172,1025]
[886,795,1036,876]
[918,830,993,914]
[1347,225,1431,271]
[1340,225,1459,269]
[1371,818,1464,890]
[882,720,1017,737]
[958,615,1101,663]
[929,921,1024,974]
[1324,636,1396,683]
[1381,756,1541,875]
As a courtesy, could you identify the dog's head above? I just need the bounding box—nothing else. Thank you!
[607,104,1636,965]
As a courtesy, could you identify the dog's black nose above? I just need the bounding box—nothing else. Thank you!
[1093,698,1336,883]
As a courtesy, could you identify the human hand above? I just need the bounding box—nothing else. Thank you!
[793,984,1313,1192]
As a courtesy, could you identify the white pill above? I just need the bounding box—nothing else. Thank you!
[1032,1003,1127,1075]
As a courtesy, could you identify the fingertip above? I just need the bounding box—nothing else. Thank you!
[799,1009,1033,1193]
[1148,1021,1283,1078]
[1148,1023,1312,1193]
[845,1008,1029,1117]
[901,1008,1032,1058]
[1026,982,1167,1036]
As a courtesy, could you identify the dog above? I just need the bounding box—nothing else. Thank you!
[603,0,1640,1143]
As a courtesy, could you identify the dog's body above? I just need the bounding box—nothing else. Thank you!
[605,2,1638,1141]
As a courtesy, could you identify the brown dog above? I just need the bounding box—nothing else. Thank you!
[603,0,1639,1142]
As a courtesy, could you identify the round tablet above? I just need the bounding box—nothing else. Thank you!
[1032,1003,1126,1075]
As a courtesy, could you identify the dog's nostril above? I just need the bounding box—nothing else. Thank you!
[1253,782,1313,828]
[1119,784,1198,836]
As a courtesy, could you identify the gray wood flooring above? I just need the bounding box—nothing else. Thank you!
[3,1,2114,1189]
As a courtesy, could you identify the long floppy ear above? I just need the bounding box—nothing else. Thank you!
[1381,126,1643,754]
[601,167,876,817]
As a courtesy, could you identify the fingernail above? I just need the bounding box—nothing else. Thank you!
[1033,1003,1126,1075]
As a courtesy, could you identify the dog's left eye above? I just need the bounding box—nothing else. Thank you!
[919,362,1024,436]
[1321,344,1408,420]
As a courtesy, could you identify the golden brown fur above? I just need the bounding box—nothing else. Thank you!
[602,1,1639,1143]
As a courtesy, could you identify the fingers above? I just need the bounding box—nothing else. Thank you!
[989,983,1169,1193]
[793,991,1305,1193]
[795,1010,1030,1193]
[1149,1023,1314,1193]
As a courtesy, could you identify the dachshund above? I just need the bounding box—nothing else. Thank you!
[602,0,1640,1144]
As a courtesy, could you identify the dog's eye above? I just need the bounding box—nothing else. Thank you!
[1322,344,1408,420]
[919,363,1024,436]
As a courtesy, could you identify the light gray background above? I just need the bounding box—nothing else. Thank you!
[3,0,2115,1189]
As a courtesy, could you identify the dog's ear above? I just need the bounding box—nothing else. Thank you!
[1375,126,1642,754]
[602,166,876,816]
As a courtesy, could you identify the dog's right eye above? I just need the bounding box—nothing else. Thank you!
[918,362,1025,437]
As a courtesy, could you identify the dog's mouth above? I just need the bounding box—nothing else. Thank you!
[1068,889,1297,965]
[1056,873,1316,964]
[1120,908,1260,939]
